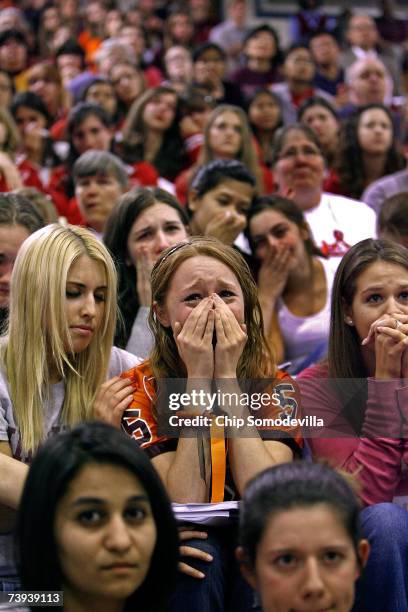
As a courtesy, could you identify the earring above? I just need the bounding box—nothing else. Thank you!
[345,316,354,325]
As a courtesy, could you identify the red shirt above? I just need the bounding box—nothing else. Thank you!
[0,158,43,193]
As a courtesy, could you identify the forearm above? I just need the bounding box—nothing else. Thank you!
[216,378,290,495]
[160,379,213,503]
[164,435,211,503]
[228,436,281,496]
[258,294,278,337]
[311,436,402,506]
[300,373,404,504]
[0,451,28,509]
[362,378,402,438]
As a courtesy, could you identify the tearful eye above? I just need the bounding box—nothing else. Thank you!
[184,294,202,302]
[219,290,235,298]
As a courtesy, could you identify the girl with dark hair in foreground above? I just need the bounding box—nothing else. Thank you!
[238,462,370,612]
[17,422,178,612]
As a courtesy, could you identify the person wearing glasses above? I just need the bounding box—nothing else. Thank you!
[272,124,376,258]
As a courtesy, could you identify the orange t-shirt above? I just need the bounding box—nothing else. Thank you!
[121,361,302,501]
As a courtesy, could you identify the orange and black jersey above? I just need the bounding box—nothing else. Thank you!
[121,361,302,501]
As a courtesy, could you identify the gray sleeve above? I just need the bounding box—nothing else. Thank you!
[362,182,388,215]
[108,346,143,377]
[0,370,11,442]
[125,307,154,360]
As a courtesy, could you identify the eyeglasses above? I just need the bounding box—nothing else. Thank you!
[278,145,322,160]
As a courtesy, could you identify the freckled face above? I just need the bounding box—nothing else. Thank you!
[158,255,245,331]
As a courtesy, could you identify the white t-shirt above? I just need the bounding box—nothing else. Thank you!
[304,193,377,257]
[278,257,339,374]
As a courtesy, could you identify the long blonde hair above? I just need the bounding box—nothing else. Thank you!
[149,237,275,380]
[2,224,117,453]
[0,106,20,156]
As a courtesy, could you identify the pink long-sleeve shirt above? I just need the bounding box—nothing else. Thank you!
[298,363,408,509]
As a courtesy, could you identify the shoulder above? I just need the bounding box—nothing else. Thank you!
[362,170,408,212]
[274,368,293,382]
[271,82,289,95]
[129,162,158,183]
[297,362,329,380]
[108,347,143,378]
[314,87,335,103]
[321,193,376,218]
[320,255,340,279]
[120,359,154,388]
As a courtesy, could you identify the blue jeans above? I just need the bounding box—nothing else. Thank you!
[353,503,408,612]
[167,525,256,612]
[0,577,21,592]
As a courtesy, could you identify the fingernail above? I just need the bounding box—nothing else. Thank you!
[206,554,213,561]
[361,338,368,345]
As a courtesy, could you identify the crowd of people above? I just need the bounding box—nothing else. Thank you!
[0,0,408,610]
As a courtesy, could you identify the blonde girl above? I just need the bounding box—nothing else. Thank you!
[0,224,139,587]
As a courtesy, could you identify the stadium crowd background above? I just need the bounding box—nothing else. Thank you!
[0,0,408,610]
